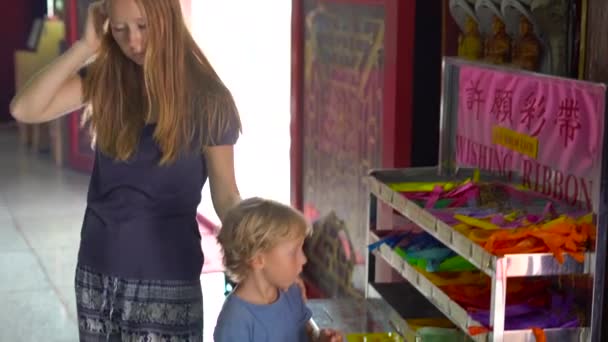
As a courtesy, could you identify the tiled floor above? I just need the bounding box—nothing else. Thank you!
[0,125,225,341]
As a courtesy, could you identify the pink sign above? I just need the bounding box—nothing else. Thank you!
[456,65,606,210]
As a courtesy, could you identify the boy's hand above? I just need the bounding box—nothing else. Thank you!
[317,329,343,342]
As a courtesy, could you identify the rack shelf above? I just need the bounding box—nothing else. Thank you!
[361,59,606,341]
[368,168,593,278]
[369,231,589,341]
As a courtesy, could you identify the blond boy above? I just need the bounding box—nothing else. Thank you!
[214,197,343,342]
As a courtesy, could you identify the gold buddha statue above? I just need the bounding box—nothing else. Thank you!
[484,15,511,65]
[458,16,483,61]
[512,16,541,71]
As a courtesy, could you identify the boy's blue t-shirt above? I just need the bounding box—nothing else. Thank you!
[214,284,312,342]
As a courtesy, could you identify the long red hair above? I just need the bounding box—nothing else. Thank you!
[82,0,241,164]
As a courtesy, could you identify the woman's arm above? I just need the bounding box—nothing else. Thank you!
[10,1,106,123]
[10,43,91,123]
[205,145,241,222]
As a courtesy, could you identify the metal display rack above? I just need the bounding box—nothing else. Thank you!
[364,58,608,341]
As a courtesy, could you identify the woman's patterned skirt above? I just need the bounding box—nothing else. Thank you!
[75,265,204,342]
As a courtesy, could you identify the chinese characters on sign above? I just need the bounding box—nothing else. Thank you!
[520,93,546,137]
[556,98,582,148]
[456,66,606,210]
[465,79,484,120]
[491,90,513,124]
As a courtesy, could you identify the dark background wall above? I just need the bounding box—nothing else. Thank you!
[0,0,46,122]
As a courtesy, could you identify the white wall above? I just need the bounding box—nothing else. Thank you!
[188,3,293,340]
[190,0,293,224]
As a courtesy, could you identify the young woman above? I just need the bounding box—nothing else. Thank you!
[10,0,241,340]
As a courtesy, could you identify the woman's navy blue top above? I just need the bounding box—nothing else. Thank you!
[77,123,237,280]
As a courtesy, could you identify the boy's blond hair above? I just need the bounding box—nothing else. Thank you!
[217,197,311,283]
